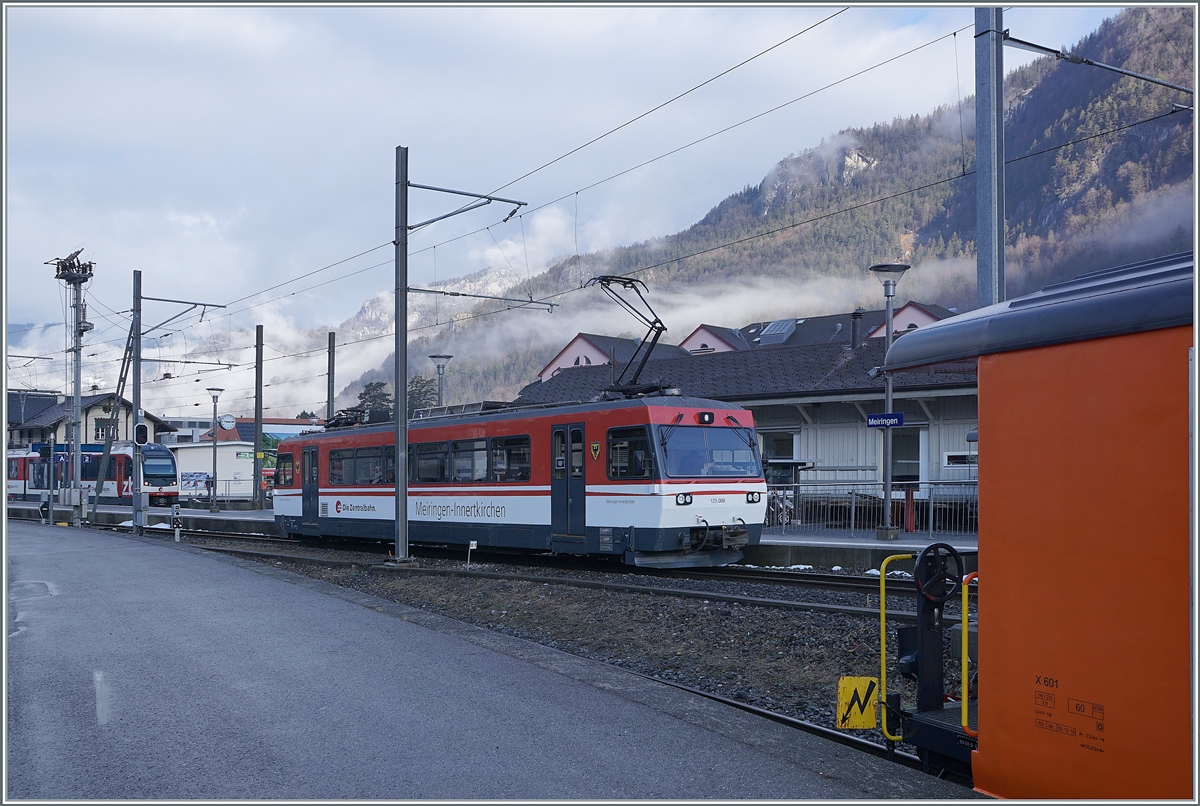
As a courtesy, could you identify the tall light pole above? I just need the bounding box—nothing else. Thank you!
[47,250,94,527]
[206,387,223,513]
[868,263,910,540]
[429,354,453,407]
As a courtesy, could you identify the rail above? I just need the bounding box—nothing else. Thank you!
[764,480,977,537]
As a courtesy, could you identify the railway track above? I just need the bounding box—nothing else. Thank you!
[135,528,960,623]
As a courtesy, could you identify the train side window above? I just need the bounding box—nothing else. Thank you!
[277,453,294,487]
[411,442,449,483]
[570,429,584,479]
[303,451,317,485]
[491,436,531,482]
[608,426,654,479]
[7,459,18,480]
[30,461,49,490]
[553,431,566,480]
[383,446,395,484]
[355,447,383,485]
[329,449,353,485]
[452,439,488,482]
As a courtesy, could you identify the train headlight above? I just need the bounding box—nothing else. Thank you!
[747,491,761,504]
[675,492,693,505]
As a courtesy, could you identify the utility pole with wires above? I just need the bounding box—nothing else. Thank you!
[46,249,95,527]
[132,273,226,533]
[391,145,527,564]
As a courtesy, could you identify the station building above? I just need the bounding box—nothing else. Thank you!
[516,302,977,491]
[6,390,175,449]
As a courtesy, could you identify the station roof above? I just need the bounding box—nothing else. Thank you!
[6,392,176,431]
[515,337,976,407]
[884,252,1195,371]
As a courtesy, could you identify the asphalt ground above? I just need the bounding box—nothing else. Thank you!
[4,520,978,800]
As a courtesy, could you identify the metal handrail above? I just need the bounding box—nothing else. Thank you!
[879,553,913,742]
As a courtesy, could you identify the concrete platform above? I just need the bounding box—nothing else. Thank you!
[746,527,978,572]
[5,520,977,800]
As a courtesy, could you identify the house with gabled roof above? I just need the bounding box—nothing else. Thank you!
[679,301,957,355]
[6,390,176,449]
[536,333,688,382]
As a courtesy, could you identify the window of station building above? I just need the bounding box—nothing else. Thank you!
[607,426,655,479]
[452,439,488,482]
[491,436,531,482]
[891,429,921,483]
[276,453,294,487]
[943,452,978,468]
[410,442,449,483]
[328,449,353,485]
[355,447,384,485]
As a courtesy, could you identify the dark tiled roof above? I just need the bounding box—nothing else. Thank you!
[516,336,976,406]
[7,392,60,427]
[690,325,753,351]
[578,333,688,365]
[741,310,887,348]
[738,301,954,349]
[6,393,176,430]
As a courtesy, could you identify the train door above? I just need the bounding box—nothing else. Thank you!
[302,446,319,527]
[550,423,586,538]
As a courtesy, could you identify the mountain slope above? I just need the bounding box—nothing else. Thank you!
[342,7,1193,407]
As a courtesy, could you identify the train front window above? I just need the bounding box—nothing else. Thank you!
[608,427,655,479]
[276,453,294,487]
[656,425,761,478]
[143,455,177,485]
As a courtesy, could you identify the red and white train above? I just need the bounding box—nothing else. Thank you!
[6,442,181,507]
[274,395,767,567]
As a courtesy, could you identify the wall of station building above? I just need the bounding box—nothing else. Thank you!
[747,393,977,484]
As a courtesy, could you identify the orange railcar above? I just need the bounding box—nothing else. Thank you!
[885,252,1193,798]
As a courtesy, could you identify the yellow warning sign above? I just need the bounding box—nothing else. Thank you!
[836,676,878,729]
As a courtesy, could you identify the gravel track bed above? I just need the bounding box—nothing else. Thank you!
[181,535,973,751]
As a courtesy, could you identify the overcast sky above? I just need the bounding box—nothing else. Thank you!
[6,4,1124,402]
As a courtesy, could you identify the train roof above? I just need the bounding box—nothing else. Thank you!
[279,395,749,442]
[884,251,1194,371]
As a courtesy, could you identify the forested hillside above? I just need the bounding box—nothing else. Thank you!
[339,7,1193,409]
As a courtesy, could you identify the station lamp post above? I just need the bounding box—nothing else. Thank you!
[867,263,910,540]
[429,354,453,407]
[206,387,223,513]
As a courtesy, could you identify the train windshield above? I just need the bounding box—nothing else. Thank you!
[143,454,177,486]
[656,425,762,478]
